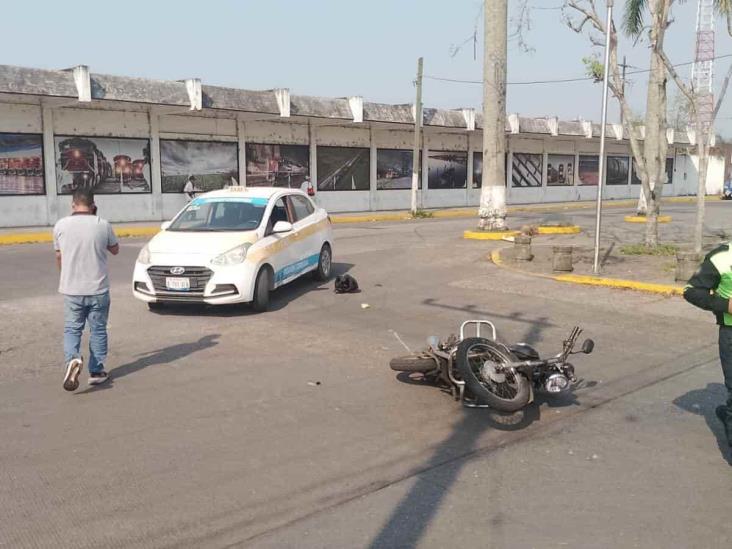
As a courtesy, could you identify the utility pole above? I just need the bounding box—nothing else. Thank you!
[619,55,628,126]
[411,57,423,215]
[478,0,508,231]
[593,0,613,275]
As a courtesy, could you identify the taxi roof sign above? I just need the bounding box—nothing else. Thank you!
[226,186,248,192]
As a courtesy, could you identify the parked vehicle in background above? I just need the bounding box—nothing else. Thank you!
[133,187,334,312]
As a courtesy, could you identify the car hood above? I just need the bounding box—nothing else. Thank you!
[148,230,259,258]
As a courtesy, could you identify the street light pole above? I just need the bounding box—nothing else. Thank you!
[593,0,614,275]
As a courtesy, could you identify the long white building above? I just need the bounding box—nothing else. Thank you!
[0,64,725,228]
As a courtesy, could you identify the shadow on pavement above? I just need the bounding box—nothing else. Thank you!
[371,320,560,547]
[75,334,220,394]
[147,262,354,317]
[422,299,556,331]
[673,382,732,465]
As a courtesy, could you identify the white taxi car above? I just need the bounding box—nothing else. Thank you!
[132,187,333,311]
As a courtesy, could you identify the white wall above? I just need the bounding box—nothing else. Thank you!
[0,100,725,227]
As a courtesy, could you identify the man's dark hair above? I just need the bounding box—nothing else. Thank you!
[72,187,94,207]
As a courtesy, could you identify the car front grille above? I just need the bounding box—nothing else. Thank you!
[147,265,213,296]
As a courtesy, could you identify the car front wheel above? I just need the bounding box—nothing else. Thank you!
[252,268,271,312]
[313,244,332,281]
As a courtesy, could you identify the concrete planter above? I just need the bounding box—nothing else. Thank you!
[552,246,573,272]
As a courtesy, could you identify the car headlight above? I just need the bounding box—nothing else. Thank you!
[211,243,251,266]
[137,244,151,265]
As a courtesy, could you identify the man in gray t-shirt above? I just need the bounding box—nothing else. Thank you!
[53,188,119,391]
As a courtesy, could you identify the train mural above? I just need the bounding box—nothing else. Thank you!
[55,136,151,194]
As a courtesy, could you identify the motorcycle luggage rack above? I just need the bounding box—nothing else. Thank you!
[459,320,497,342]
[453,321,498,408]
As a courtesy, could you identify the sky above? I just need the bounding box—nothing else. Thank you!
[1,0,731,136]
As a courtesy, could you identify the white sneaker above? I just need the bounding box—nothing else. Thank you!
[88,370,110,386]
[63,358,83,392]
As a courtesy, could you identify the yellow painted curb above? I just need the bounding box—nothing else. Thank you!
[536,225,581,235]
[0,226,160,246]
[431,208,476,219]
[554,273,683,296]
[464,230,520,240]
[490,248,683,296]
[115,227,160,238]
[0,231,53,246]
[624,215,672,224]
[331,213,412,224]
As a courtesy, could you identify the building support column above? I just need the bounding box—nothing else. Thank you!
[309,123,317,193]
[41,104,58,225]
[237,119,247,187]
[369,126,377,211]
[148,107,163,220]
[466,133,474,207]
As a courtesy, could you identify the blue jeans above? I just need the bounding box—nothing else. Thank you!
[63,292,110,374]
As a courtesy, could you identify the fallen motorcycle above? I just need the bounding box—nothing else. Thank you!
[390,320,594,413]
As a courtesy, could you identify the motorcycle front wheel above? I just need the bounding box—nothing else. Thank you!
[390,353,438,373]
[456,337,531,412]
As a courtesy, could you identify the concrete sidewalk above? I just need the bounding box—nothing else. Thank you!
[0,195,716,246]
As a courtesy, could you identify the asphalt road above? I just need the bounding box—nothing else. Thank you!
[1,202,731,548]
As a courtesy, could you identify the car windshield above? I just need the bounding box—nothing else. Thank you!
[168,197,268,232]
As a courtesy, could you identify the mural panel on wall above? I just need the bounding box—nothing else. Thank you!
[512,153,543,188]
[377,149,421,190]
[161,140,238,193]
[245,143,309,188]
[55,136,151,194]
[606,156,630,185]
[631,158,674,185]
[427,151,467,189]
[547,154,574,186]
[578,155,599,186]
[317,147,369,191]
[0,133,44,195]
[472,152,509,188]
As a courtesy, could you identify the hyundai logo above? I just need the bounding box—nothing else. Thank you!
[170,266,186,275]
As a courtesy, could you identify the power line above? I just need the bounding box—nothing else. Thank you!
[425,53,732,86]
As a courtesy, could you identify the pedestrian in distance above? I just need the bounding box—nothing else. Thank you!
[183,175,200,201]
[54,187,119,391]
[684,242,732,445]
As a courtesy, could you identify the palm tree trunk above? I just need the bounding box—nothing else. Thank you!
[478,0,508,231]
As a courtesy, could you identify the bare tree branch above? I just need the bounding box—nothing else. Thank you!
[710,61,732,128]
[657,48,696,107]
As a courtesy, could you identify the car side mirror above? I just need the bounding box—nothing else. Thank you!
[581,339,595,354]
[273,221,293,234]
[160,221,171,231]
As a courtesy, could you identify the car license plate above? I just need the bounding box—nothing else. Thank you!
[165,277,190,291]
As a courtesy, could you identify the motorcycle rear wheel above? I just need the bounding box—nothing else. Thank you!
[390,353,438,373]
[456,337,531,412]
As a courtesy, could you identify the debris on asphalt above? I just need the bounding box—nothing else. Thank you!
[361,303,370,309]
[307,381,321,387]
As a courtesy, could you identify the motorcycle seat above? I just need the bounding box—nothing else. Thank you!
[508,343,540,361]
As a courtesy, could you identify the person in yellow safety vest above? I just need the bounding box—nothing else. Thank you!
[684,242,732,446]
